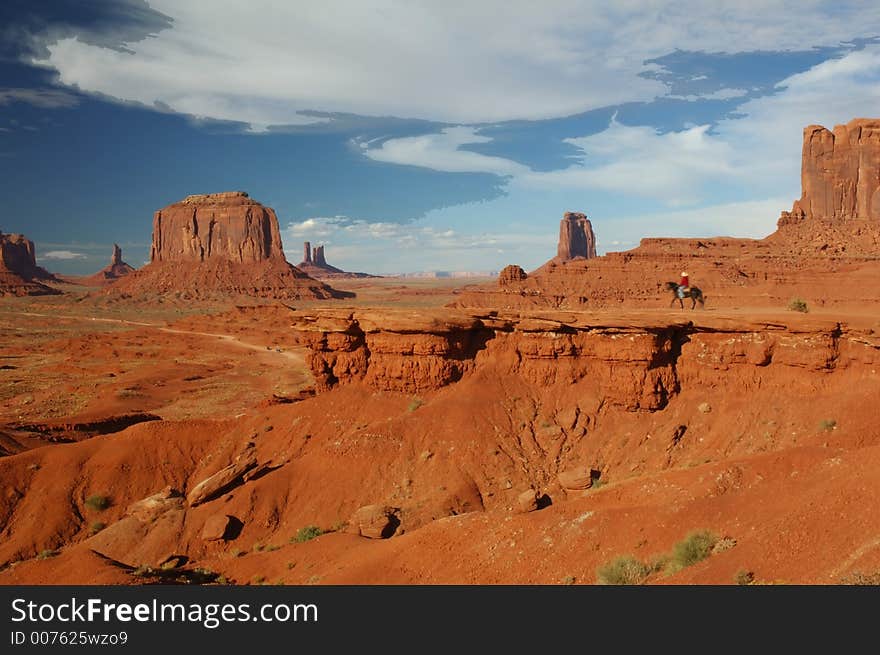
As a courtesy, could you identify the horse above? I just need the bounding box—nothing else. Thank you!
[665,281,705,309]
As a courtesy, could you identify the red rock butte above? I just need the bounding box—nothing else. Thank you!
[0,230,58,296]
[79,244,135,286]
[297,240,377,279]
[470,119,880,311]
[107,192,348,300]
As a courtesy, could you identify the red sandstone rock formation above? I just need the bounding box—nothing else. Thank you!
[150,192,285,264]
[457,119,880,311]
[106,193,348,300]
[296,241,377,279]
[557,212,597,261]
[498,264,527,287]
[785,119,880,222]
[81,244,135,286]
[0,231,58,296]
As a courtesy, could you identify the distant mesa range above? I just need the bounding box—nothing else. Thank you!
[297,241,377,279]
[0,231,60,296]
[105,192,351,300]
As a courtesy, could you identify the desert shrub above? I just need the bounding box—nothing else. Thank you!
[561,575,576,585]
[84,494,111,511]
[670,530,718,571]
[407,398,423,412]
[839,571,880,585]
[252,543,265,552]
[735,569,755,585]
[89,522,106,535]
[596,555,650,585]
[37,549,58,560]
[788,298,809,313]
[293,526,323,543]
[819,419,837,432]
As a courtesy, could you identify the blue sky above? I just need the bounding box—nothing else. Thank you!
[2,1,880,275]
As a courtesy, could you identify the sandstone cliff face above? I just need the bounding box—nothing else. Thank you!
[150,192,285,264]
[0,231,58,296]
[292,309,880,412]
[788,119,880,222]
[557,212,597,261]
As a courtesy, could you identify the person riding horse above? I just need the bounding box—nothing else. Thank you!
[677,271,690,299]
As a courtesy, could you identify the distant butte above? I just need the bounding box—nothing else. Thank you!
[296,241,378,279]
[0,230,59,296]
[80,244,135,286]
[106,192,351,300]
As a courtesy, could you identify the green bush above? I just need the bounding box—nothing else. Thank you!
[37,549,58,560]
[407,398,423,412]
[670,530,718,571]
[734,569,755,585]
[293,526,323,543]
[596,555,649,585]
[84,495,111,511]
[819,419,837,432]
[89,522,106,535]
[788,298,809,313]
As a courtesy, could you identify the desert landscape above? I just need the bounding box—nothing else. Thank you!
[2,119,879,586]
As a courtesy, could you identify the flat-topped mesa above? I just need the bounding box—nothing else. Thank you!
[779,118,880,225]
[557,212,597,261]
[150,191,285,264]
[105,194,350,300]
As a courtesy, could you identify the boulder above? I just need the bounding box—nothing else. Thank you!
[516,489,539,513]
[126,486,185,522]
[558,468,594,490]
[347,505,398,539]
[187,447,258,506]
[201,514,234,541]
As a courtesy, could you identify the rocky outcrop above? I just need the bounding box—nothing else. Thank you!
[290,308,880,414]
[498,264,527,287]
[187,447,258,506]
[557,212,597,261]
[296,241,377,279]
[105,193,349,300]
[0,231,58,296]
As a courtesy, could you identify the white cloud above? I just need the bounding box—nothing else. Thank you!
[32,2,880,128]
[41,250,87,260]
[0,88,79,108]
[358,127,529,175]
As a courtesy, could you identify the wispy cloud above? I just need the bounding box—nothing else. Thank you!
[0,88,80,109]
[41,250,87,260]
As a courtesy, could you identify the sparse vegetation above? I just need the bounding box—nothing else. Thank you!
[407,398,423,412]
[839,571,880,585]
[596,555,650,585]
[89,522,106,535]
[37,549,58,560]
[264,544,281,552]
[788,298,809,313]
[735,569,755,585]
[668,530,718,573]
[252,543,265,552]
[252,576,267,585]
[561,575,576,585]
[84,494,111,511]
[819,419,837,432]
[293,526,323,543]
